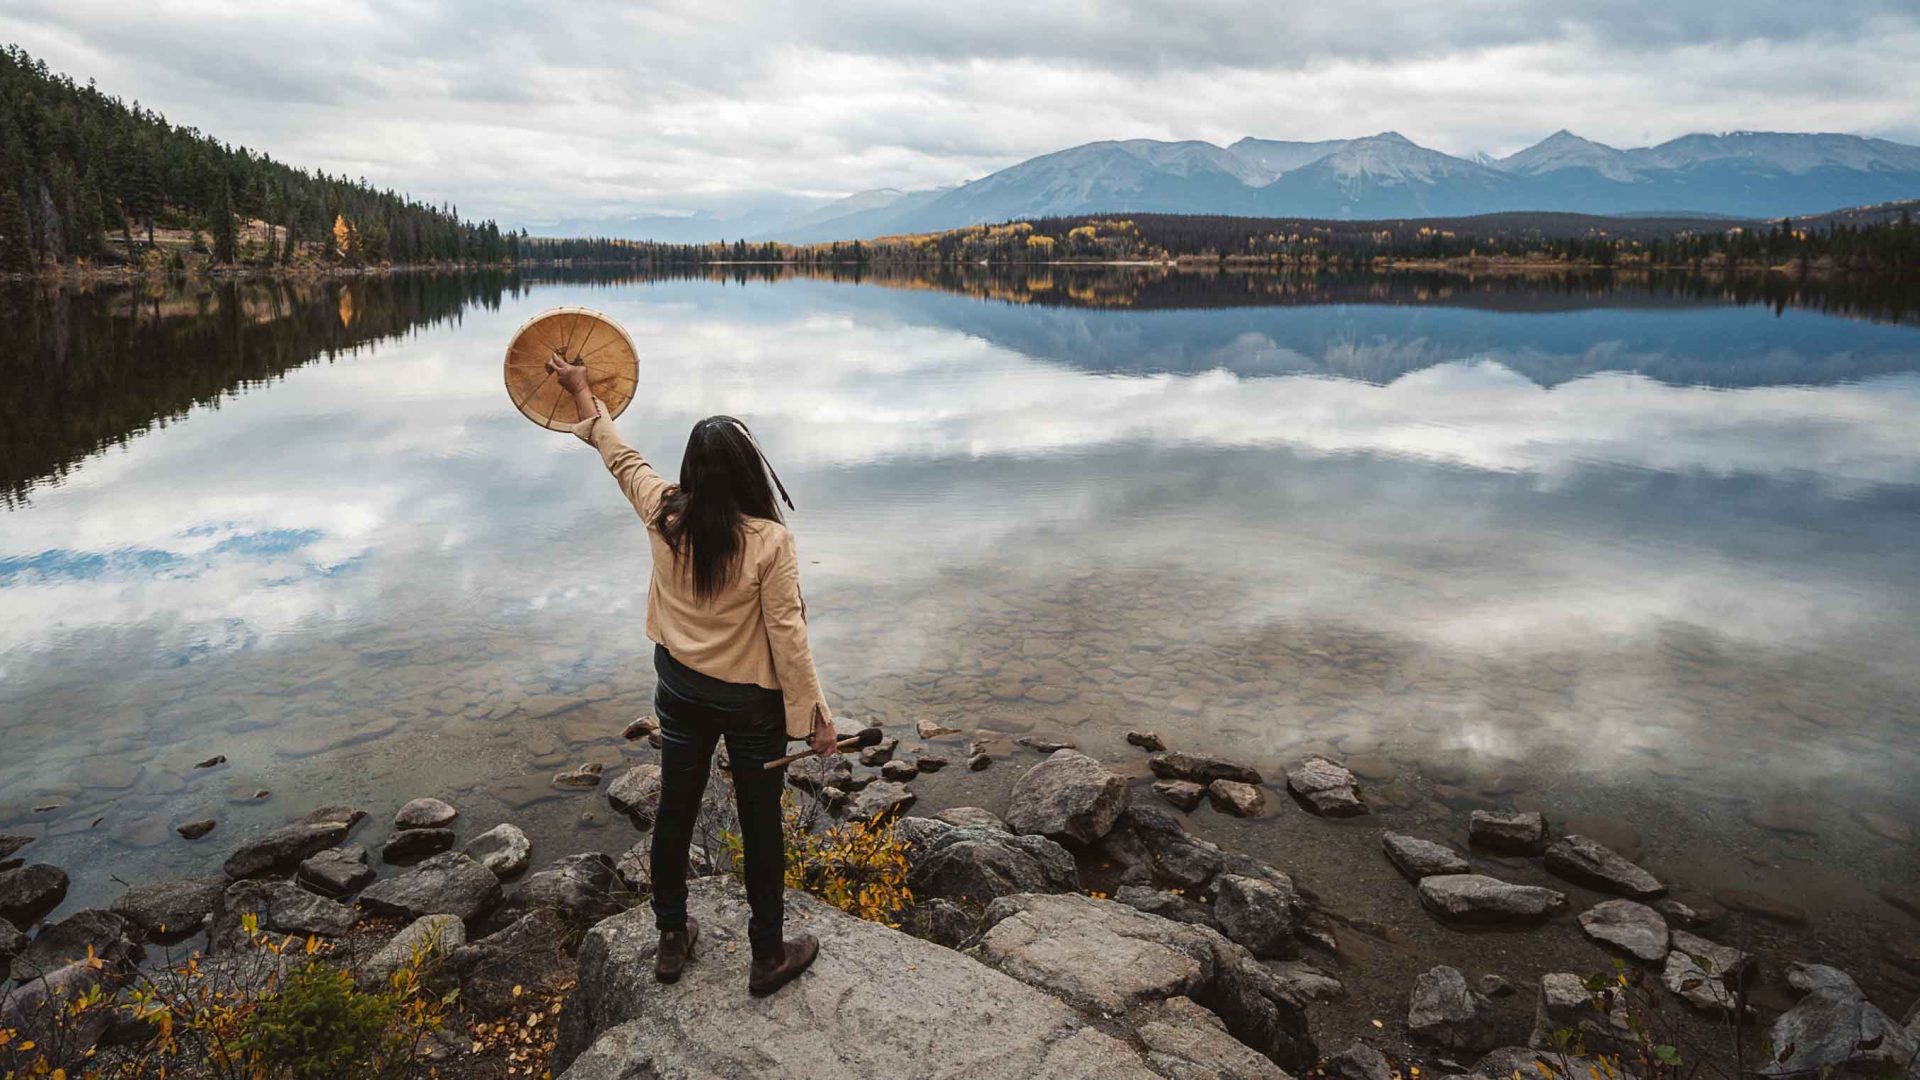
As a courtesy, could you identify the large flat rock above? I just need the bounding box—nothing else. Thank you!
[554,877,1161,1080]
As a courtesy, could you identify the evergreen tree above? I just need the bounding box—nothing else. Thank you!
[213,178,237,263]
[0,187,34,272]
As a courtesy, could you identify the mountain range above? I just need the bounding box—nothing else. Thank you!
[672,130,1920,244]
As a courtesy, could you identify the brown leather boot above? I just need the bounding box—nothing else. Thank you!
[654,917,699,983]
[747,934,819,997]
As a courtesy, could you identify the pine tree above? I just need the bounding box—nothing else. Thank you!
[0,187,35,272]
[213,179,237,263]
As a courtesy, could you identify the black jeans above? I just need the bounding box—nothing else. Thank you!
[649,644,791,961]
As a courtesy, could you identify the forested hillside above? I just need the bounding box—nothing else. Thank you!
[0,45,515,272]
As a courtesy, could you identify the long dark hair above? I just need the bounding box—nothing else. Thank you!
[655,415,793,600]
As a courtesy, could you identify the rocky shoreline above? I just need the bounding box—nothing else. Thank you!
[4,715,1918,1078]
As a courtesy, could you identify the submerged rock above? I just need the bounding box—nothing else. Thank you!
[1577,899,1670,962]
[1418,874,1568,925]
[1714,888,1808,924]
[1016,735,1078,753]
[175,818,217,840]
[1005,749,1129,845]
[394,797,458,830]
[1381,832,1470,880]
[1284,757,1366,817]
[554,878,1162,1080]
[1467,810,1548,854]
[1150,751,1262,786]
[1407,964,1501,1053]
[1544,835,1664,898]
[1154,780,1206,812]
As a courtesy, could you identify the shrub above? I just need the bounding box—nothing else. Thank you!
[722,791,915,928]
[239,962,395,1079]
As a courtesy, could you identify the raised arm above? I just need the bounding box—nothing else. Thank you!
[552,357,668,522]
[761,527,836,754]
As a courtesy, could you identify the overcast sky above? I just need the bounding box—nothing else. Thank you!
[5,0,1919,228]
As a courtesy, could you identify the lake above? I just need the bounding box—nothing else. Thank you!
[3,267,1918,1029]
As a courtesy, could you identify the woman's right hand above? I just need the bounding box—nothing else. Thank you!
[547,353,591,395]
[809,714,839,757]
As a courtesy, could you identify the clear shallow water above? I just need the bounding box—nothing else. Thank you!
[3,269,1918,1028]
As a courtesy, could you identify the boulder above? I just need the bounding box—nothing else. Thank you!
[1284,757,1366,817]
[222,817,351,879]
[1209,780,1268,818]
[1468,810,1548,854]
[1154,780,1206,812]
[1133,995,1292,1080]
[1100,807,1228,892]
[1578,899,1670,962]
[1005,749,1129,845]
[358,852,501,924]
[908,825,1079,906]
[298,845,374,897]
[1324,1041,1393,1080]
[462,823,532,879]
[210,880,356,951]
[1529,972,1628,1051]
[1417,874,1568,925]
[0,835,29,861]
[848,780,916,821]
[1211,874,1296,959]
[858,736,899,767]
[491,852,627,932]
[361,914,465,989]
[905,897,977,949]
[382,827,454,863]
[1150,752,1262,786]
[108,877,226,936]
[440,909,572,1014]
[394,797,457,830]
[1662,930,1749,1012]
[1759,964,1918,1077]
[880,760,919,782]
[934,806,1007,831]
[8,909,139,983]
[0,864,70,927]
[0,961,112,1063]
[1114,886,1217,928]
[788,754,853,793]
[1381,832,1469,880]
[1544,836,1664,898]
[973,891,1315,1070]
[0,921,23,968]
[1407,964,1501,1053]
[606,765,664,827]
[554,877,1161,1079]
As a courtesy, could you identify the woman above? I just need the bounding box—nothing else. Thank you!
[550,355,838,997]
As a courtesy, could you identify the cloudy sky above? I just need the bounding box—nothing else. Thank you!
[4,0,1919,228]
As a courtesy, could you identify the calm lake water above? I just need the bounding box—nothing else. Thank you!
[3,267,1918,1026]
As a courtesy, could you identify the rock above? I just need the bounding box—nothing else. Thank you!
[1468,810,1548,854]
[915,719,960,739]
[491,852,626,932]
[462,823,531,879]
[1016,735,1078,753]
[553,762,604,788]
[361,914,465,989]
[0,835,32,861]
[880,759,919,782]
[1284,757,1366,817]
[1478,974,1514,998]
[1155,780,1206,812]
[1212,874,1296,959]
[1127,730,1168,753]
[858,736,899,767]
[973,891,1315,1070]
[1544,835,1664,898]
[1663,930,1749,1012]
[1655,894,1724,927]
[1266,961,1345,1007]
[914,755,949,772]
[1472,1046,1621,1080]
[1759,963,1918,1077]
[1418,874,1568,925]
[192,754,226,768]
[612,836,713,894]
[222,815,352,879]
[1407,965,1500,1053]
[394,797,458,830]
[1324,1041,1393,1080]
[0,960,112,1060]
[1114,886,1216,928]
[1006,749,1129,845]
[0,921,20,967]
[908,825,1079,906]
[1133,995,1292,1080]
[382,827,454,863]
[1150,751,1262,786]
[9,909,139,982]
[606,764,664,827]
[621,715,658,740]
[358,852,501,923]
[905,897,977,948]
[296,845,373,897]
[789,754,853,793]
[554,877,1162,1080]
[440,909,572,1014]
[109,877,226,936]
[934,806,1007,831]
[1381,832,1470,880]
[0,864,69,926]
[1104,807,1227,891]
[1528,971,1623,1050]
[210,880,356,950]
[175,818,217,840]
[968,753,992,771]
[1209,780,1268,818]
[893,816,955,853]
[848,780,916,821]
[1714,888,1808,924]
[1578,899,1670,962]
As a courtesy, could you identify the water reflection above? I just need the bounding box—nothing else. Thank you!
[1,269,1917,1001]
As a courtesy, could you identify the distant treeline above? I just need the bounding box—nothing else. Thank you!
[0,46,520,272]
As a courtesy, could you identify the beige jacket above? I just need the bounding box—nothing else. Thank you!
[572,399,828,740]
